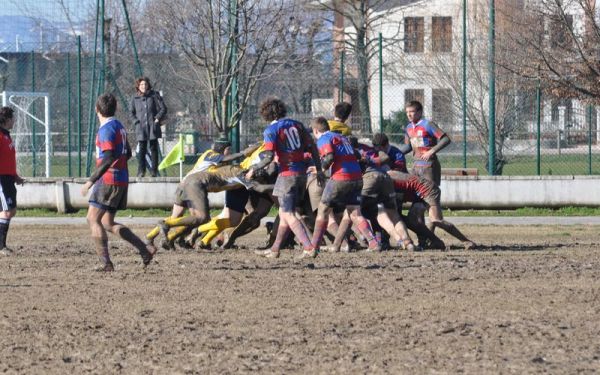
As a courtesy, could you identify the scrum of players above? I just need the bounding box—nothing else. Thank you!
[145,97,476,260]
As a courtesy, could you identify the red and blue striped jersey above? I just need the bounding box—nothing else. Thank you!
[391,172,435,202]
[387,145,408,172]
[405,119,445,167]
[317,131,361,181]
[263,118,311,176]
[0,128,16,176]
[95,118,129,186]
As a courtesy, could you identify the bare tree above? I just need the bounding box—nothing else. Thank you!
[150,0,295,138]
[500,0,600,101]
[311,0,401,132]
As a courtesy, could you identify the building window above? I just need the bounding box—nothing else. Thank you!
[404,89,424,107]
[404,17,424,53]
[550,14,573,49]
[432,89,453,124]
[432,17,452,53]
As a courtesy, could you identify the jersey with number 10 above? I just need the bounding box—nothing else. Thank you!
[96,118,129,186]
[317,131,362,181]
[263,118,311,176]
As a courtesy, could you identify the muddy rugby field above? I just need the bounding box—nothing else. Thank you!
[1,223,599,374]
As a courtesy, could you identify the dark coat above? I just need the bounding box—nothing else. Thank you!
[130,90,167,141]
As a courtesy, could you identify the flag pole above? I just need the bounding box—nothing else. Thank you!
[179,133,183,181]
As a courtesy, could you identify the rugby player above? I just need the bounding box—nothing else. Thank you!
[247,98,324,259]
[310,117,380,254]
[0,107,25,256]
[403,100,451,187]
[81,94,155,272]
[388,171,475,250]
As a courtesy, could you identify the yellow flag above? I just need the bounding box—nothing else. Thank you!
[158,134,184,170]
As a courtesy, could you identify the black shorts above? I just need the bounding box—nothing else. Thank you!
[320,179,362,213]
[225,188,250,212]
[89,183,128,212]
[361,171,397,210]
[0,175,17,211]
[273,175,307,213]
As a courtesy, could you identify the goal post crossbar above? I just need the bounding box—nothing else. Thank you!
[0,91,52,177]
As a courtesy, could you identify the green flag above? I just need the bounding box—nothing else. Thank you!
[158,134,184,170]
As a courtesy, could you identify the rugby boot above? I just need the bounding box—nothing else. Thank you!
[0,247,14,256]
[95,261,115,272]
[255,249,280,259]
[365,241,382,253]
[141,245,156,267]
[197,242,213,252]
[429,239,446,250]
[462,241,477,251]
[401,239,416,252]
[296,247,318,260]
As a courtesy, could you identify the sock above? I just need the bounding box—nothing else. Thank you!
[167,226,189,242]
[311,219,328,248]
[165,215,204,228]
[93,236,111,265]
[199,218,232,246]
[0,218,10,248]
[356,218,378,247]
[198,218,230,233]
[288,220,313,249]
[115,226,149,256]
[146,225,161,241]
[271,223,291,252]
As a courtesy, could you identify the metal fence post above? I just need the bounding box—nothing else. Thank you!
[462,0,468,169]
[488,0,496,175]
[31,50,37,177]
[77,36,82,178]
[339,50,345,103]
[536,77,541,176]
[587,105,592,175]
[378,33,383,133]
[67,53,72,177]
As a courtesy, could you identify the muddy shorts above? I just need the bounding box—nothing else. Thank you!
[412,158,441,187]
[272,175,307,213]
[225,188,250,212]
[181,181,209,213]
[361,171,397,210]
[89,183,128,212]
[320,179,362,213]
[306,174,324,212]
[0,175,17,211]
[421,185,442,208]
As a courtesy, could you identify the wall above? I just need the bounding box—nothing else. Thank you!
[15,176,600,212]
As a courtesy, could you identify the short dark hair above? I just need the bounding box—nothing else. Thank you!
[347,135,359,148]
[96,93,118,117]
[311,116,330,132]
[0,106,14,126]
[259,98,287,122]
[334,102,352,121]
[405,100,423,112]
[135,77,152,92]
[372,133,389,147]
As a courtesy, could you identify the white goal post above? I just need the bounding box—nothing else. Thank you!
[0,91,52,177]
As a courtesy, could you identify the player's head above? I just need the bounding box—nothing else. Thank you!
[334,102,352,122]
[372,133,389,152]
[310,116,329,139]
[213,138,232,154]
[405,100,423,123]
[95,93,117,118]
[0,106,15,130]
[135,77,152,94]
[259,98,287,122]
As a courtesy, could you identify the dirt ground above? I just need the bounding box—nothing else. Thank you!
[1,223,600,374]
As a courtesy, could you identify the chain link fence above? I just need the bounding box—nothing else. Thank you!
[1,0,598,177]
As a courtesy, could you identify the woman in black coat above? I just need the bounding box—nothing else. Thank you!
[130,77,167,177]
